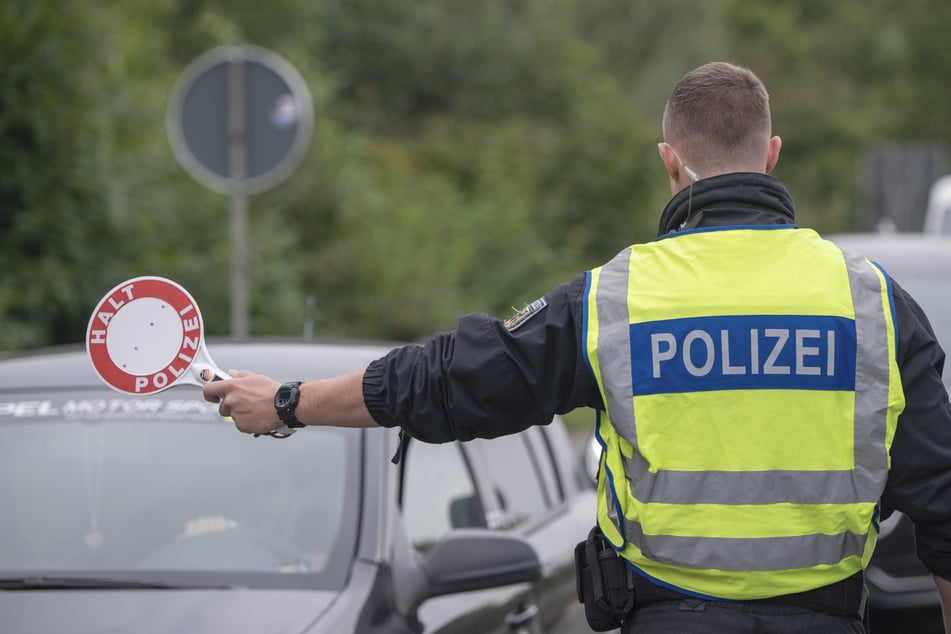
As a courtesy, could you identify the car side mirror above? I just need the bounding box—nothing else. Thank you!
[418,529,541,600]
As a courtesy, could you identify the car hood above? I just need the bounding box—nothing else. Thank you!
[0,588,336,634]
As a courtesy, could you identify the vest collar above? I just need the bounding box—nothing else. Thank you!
[656,173,796,237]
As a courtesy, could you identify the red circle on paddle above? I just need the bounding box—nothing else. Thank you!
[86,277,206,395]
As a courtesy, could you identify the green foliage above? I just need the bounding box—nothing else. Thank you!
[0,1,124,349]
[2,1,950,349]
[724,0,951,232]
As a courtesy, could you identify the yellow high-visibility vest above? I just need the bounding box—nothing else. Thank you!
[583,225,905,600]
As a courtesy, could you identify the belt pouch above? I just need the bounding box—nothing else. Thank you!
[575,526,634,631]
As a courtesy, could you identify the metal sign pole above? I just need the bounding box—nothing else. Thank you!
[228,58,249,339]
[167,45,313,340]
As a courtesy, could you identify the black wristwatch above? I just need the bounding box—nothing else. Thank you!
[274,381,305,428]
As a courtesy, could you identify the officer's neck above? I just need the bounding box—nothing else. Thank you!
[656,173,795,236]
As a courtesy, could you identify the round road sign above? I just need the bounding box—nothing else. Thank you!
[167,45,313,195]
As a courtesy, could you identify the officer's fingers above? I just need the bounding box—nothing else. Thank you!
[228,369,252,378]
[203,379,229,404]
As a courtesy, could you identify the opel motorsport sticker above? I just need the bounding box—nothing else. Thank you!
[0,398,219,421]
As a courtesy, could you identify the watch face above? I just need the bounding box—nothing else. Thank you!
[275,383,299,411]
[274,383,303,428]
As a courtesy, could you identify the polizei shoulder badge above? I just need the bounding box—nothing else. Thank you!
[504,297,548,331]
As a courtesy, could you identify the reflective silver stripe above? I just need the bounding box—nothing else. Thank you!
[620,515,868,572]
[622,468,881,505]
[594,248,637,445]
[603,468,621,529]
[843,251,892,500]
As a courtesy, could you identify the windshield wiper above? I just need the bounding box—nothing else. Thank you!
[0,575,236,590]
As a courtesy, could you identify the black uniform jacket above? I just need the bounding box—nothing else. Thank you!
[363,172,951,579]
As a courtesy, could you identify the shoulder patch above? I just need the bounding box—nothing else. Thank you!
[504,297,549,331]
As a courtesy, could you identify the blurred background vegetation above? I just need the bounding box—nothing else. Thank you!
[3,0,951,350]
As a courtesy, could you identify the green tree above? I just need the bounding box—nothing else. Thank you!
[724,0,951,232]
[0,1,127,349]
[5,0,951,350]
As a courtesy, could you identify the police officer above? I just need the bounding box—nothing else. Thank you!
[204,62,951,633]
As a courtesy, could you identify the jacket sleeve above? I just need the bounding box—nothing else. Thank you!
[881,278,951,579]
[361,274,601,443]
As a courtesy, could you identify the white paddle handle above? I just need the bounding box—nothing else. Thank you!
[193,362,231,384]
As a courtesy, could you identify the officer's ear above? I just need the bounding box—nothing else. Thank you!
[765,136,782,174]
[658,143,684,190]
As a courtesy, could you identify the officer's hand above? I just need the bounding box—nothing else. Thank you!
[203,370,283,435]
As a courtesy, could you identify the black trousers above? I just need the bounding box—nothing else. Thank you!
[621,599,865,634]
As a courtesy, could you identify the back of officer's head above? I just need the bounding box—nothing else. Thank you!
[662,62,772,175]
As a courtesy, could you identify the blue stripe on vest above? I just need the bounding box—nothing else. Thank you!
[630,315,857,395]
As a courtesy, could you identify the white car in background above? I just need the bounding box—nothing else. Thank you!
[924,176,951,235]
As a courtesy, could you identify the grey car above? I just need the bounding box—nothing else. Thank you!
[0,341,596,633]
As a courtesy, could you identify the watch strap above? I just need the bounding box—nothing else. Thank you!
[275,381,305,428]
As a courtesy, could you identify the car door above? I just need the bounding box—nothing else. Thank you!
[465,423,596,633]
[400,438,536,634]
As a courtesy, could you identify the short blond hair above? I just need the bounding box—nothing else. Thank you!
[662,62,772,172]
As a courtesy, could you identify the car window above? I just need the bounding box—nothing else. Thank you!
[469,433,549,529]
[0,391,360,590]
[521,427,562,505]
[400,440,485,552]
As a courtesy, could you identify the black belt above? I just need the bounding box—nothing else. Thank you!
[632,571,868,618]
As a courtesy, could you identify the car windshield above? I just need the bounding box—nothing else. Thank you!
[0,389,360,590]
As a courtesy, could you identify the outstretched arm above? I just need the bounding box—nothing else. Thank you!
[203,368,378,435]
